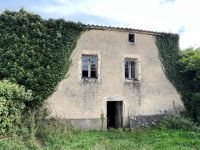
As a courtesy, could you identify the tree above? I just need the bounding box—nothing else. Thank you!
[179,48,200,123]
[180,48,200,81]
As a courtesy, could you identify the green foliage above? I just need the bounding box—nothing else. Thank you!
[155,35,200,123]
[3,128,200,150]
[179,48,200,93]
[35,120,200,150]
[180,48,200,80]
[36,119,73,139]
[0,80,32,135]
[159,114,200,131]
[155,35,200,126]
[190,93,200,121]
[155,34,187,93]
[0,136,28,150]
[179,48,200,123]
[0,9,86,106]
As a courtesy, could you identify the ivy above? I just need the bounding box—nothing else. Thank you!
[155,34,198,121]
[155,34,188,91]
[0,9,86,107]
[155,35,184,100]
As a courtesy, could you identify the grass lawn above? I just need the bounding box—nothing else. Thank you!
[1,129,200,150]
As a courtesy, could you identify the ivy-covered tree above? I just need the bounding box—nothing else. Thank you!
[179,48,200,122]
[0,9,86,106]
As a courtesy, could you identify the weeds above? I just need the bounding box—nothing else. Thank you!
[159,114,200,131]
[1,109,200,150]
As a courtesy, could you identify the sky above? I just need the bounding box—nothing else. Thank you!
[0,0,199,49]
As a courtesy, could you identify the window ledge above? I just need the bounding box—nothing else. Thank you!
[129,42,135,45]
[81,77,98,83]
[124,79,140,83]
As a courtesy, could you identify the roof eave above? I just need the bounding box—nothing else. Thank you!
[86,24,178,36]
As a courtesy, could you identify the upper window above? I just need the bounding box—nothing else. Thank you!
[82,55,98,78]
[125,59,135,80]
[128,33,135,43]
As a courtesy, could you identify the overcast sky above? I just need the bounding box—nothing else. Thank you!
[0,0,199,49]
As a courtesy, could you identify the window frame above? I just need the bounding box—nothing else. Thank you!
[124,59,136,80]
[128,33,135,43]
[123,56,141,82]
[81,54,98,79]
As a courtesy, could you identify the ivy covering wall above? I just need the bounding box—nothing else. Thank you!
[0,9,86,106]
[0,9,196,115]
[155,34,184,92]
[155,34,195,118]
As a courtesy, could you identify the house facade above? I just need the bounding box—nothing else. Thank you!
[46,26,185,129]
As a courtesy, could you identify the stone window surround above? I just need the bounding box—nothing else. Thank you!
[78,50,101,82]
[122,54,141,82]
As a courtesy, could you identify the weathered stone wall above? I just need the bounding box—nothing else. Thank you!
[130,114,165,129]
[46,29,185,129]
[69,118,106,130]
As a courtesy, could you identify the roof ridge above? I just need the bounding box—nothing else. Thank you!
[86,24,178,36]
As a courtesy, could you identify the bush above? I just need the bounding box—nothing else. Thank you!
[178,48,200,123]
[0,80,32,135]
[159,114,200,131]
[190,93,200,123]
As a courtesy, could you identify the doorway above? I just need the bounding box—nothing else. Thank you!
[107,101,123,129]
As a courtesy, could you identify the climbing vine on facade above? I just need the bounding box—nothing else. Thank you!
[155,34,200,123]
[155,34,184,92]
[0,9,86,107]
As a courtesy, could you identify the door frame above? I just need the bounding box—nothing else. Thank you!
[107,101,123,129]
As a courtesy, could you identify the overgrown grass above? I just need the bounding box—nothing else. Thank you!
[40,129,200,150]
[1,127,200,150]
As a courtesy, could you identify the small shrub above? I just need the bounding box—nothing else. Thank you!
[159,114,200,131]
[0,80,32,135]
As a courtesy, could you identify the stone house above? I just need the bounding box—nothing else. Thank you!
[46,25,185,130]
